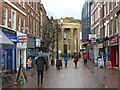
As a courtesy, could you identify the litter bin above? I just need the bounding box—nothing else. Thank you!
[56,59,62,69]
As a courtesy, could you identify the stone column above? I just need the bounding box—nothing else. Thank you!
[70,28,74,53]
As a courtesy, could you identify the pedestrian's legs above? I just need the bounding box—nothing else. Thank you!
[85,60,87,65]
[65,61,67,68]
[75,62,77,68]
[37,70,40,84]
[40,70,44,84]
[84,60,85,65]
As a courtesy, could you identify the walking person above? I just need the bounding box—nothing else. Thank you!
[83,53,88,66]
[73,54,79,68]
[64,54,69,68]
[35,56,46,85]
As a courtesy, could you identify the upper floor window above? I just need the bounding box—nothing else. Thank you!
[18,0,21,5]
[18,16,21,31]
[115,0,118,7]
[103,4,106,17]
[115,17,118,34]
[3,8,8,27]
[11,10,16,30]
[105,23,109,37]
[110,2,113,11]
[107,2,109,15]
[22,0,25,8]
[111,20,113,35]
[36,2,37,12]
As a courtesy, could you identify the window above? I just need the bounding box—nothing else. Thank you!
[3,8,8,27]
[110,2,113,11]
[107,2,109,15]
[115,17,118,34]
[22,0,25,8]
[30,16,33,34]
[37,21,39,36]
[36,21,38,36]
[103,4,106,17]
[107,23,109,37]
[41,12,43,26]
[11,10,16,30]
[18,17,21,31]
[18,0,21,5]
[33,19,35,35]
[23,20,25,32]
[36,2,37,12]
[111,20,113,35]
[115,0,118,6]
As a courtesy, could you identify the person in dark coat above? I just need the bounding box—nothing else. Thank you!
[74,54,79,68]
[35,57,46,85]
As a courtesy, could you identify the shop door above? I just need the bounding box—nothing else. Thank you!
[110,48,116,67]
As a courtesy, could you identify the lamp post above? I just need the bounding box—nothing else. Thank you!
[56,18,63,69]
[56,23,59,69]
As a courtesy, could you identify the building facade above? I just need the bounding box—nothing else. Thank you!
[57,17,82,57]
[0,0,50,72]
[90,1,119,69]
[82,0,91,58]
[82,0,91,43]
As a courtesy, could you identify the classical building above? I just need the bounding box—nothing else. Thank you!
[57,17,82,56]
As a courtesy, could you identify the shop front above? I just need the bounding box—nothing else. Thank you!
[110,37,119,68]
[1,30,15,73]
[3,30,17,72]
[27,36,35,68]
[17,31,27,70]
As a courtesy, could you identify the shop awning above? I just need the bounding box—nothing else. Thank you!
[0,30,15,49]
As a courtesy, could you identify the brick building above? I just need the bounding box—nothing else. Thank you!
[90,1,119,68]
[0,0,50,72]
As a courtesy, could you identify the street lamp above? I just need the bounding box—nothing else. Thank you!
[56,18,63,69]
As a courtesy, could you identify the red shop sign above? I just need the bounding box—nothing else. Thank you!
[110,37,118,46]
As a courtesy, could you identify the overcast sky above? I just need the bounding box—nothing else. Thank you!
[41,0,85,20]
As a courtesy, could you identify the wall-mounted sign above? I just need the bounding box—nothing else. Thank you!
[89,34,96,40]
[98,43,103,48]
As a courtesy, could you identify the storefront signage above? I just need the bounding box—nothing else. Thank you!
[98,43,103,48]
[110,37,118,46]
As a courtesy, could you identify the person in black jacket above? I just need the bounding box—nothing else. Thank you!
[35,57,46,85]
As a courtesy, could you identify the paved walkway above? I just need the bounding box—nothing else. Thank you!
[4,59,119,88]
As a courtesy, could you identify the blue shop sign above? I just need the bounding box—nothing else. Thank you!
[3,31,17,43]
